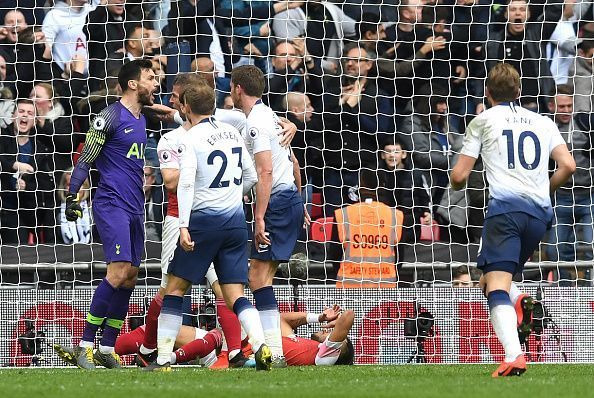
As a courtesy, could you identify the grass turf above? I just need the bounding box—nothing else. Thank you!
[0,364,590,398]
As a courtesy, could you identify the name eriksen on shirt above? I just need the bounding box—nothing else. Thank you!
[207,131,240,146]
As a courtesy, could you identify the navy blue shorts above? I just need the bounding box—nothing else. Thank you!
[251,190,304,262]
[477,212,547,275]
[168,227,249,285]
[94,202,144,267]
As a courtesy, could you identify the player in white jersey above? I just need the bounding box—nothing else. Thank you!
[149,84,272,372]
[230,65,306,367]
[138,74,251,368]
[451,63,575,377]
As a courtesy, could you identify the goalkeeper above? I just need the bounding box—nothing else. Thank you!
[55,60,159,370]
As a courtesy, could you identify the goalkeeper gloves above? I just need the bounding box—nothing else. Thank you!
[65,193,83,221]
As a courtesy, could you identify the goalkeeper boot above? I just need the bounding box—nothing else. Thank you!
[492,354,527,377]
[93,349,123,369]
[271,355,288,369]
[254,344,272,371]
[135,350,158,368]
[53,344,77,366]
[515,294,534,342]
[73,346,96,370]
[143,361,172,372]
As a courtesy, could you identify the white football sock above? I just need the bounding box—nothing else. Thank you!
[237,307,266,353]
[98,344,114,354]
[258,309,283,357]
[139,344,155,355]
[508,282,523,306]
[79,340,94,349]
[491,304,523,362]
[156,312,182,365]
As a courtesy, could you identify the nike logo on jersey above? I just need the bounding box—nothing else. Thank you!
[124,128,133,134]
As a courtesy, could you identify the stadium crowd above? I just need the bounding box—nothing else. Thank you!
[0,0,592,283]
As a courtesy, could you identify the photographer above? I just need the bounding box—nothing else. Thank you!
[266,40,323,112]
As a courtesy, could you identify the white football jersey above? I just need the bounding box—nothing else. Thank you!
[244,101,295,191]
[177,118,257,228]
[214,108,247,133]
[461,103,566,214]
[157,125,187,170]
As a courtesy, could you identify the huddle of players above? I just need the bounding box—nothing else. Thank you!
[53,60,353,371]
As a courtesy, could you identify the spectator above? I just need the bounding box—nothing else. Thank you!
[0,9,29,65]
[191,57,229,106]
[322,43,394,215]
[547,0,578,85]
[0,99,55,244]
[377,139,431,243]
[30,82,84,178]
[57,168,91,244]
[451,265,481,287]
[144,161,164,242]
[546,85,593,285]
[411,96,461,208]
[42,0,100,74]
[283,91,323,203]
[267,40,323,111]
[341,0,398,22]
[329,169,404,288]
[272,0,357,74]
[0,51,14,129]
[569,34,594,115]
[104,22,160,78]
[474,0,563,113]
[85,0,139,91]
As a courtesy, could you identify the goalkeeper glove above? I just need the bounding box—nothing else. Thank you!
[65,193,83,221]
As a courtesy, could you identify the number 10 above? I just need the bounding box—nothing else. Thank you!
[502,130,541,170]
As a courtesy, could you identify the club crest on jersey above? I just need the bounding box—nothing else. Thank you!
[93,116,106,131]
[248,127,259,139]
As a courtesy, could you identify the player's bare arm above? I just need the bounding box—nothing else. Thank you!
[549,144,576,192]
[254,150,273,246]
[450,154,478,191]
[280,305,342,336]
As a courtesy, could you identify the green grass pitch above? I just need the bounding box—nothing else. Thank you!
[0,365,591,398]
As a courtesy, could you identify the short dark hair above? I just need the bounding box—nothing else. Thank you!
[16,98,35,107]
[486,63,520,102]
[336,338,355,365]
[549,84,574,98]
[181,84,215,116]
[231,65,265,97]
[125,22,143,42]
[357,13,381,40]
[118,59,153,92]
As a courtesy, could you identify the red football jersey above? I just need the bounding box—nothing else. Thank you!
[282,335,320,366]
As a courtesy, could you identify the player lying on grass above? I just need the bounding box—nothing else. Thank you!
[451,63,575,377]
[56,305,355,368]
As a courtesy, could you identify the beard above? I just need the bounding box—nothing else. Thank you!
[138,85,155,106]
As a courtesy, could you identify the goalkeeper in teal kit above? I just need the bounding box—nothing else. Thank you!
[53,60,159,369]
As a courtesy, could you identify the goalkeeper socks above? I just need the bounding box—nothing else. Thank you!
[216,297,242,359]
[508,282,522,306]
[253,286,283,357]
[233,297,266,353]
[488,289,523,362]
[100,286,134,348]
[141,293,163,351]
[81,278,117,345]
[172,329,222,364]
[157,295,183,365]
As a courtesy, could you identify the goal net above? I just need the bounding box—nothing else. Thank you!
[0,0,593,366]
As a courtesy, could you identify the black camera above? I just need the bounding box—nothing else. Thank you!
[18,320,46,356]
[404,308,434,338]
[195,295,217,331]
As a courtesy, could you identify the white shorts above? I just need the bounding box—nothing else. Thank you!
[160,215,180,288]
[161,215,219,288]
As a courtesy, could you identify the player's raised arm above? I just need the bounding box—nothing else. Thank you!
[65,110,114,221]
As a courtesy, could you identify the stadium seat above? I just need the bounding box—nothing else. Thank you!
[311,217,334,242]
[310,193,323,220]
